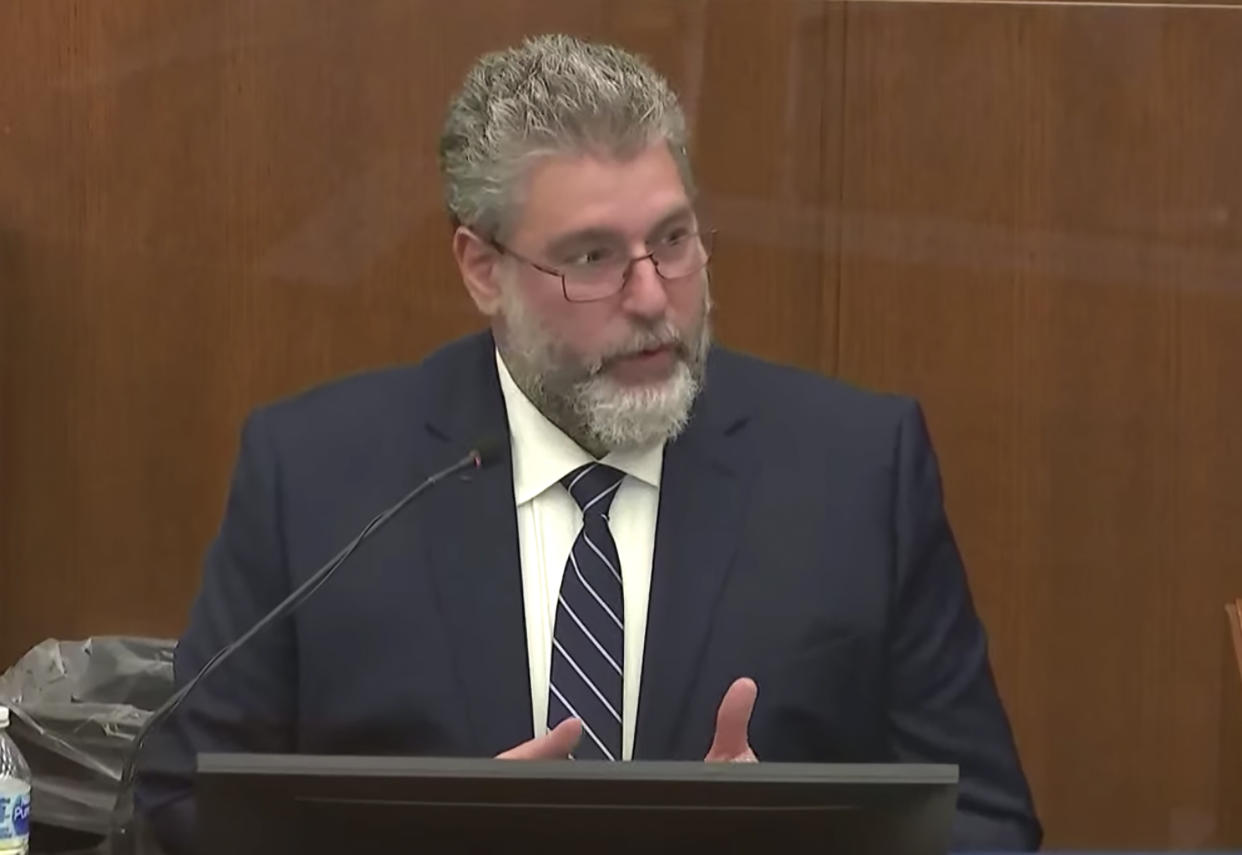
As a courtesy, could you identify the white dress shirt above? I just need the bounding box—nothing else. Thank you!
[495,351,663,760]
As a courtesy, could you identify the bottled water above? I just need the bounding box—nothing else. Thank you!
[0,707,31,855]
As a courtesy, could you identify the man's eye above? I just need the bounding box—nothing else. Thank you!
[567,247,616,266]
[659,228,692,246]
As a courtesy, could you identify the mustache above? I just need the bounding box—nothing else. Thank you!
[591,324,687,373]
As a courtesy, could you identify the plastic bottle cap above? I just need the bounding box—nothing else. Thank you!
[0,706,7,727]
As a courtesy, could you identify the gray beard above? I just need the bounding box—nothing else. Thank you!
[496,284,712,457]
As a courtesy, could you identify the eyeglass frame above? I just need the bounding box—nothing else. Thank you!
[486,228,717,304]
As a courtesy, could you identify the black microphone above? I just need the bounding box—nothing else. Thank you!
[108,438,505,854]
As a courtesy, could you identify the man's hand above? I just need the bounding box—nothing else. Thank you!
[496,716,582,759]
[497,679,758,762]
[705,677,759,762]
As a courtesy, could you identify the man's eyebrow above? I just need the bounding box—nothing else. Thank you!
[542,205,697,257]
[644,204,696,239]
[545,228,621,257]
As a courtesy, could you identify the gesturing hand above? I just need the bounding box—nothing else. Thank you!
[497,678,758,762]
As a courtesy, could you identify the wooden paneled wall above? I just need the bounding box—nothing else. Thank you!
[1,0,1239,847]
[838,4,1242,847]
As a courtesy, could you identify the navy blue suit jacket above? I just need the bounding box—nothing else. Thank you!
[136,331,1040,852]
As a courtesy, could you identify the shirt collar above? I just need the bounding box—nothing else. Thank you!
[495,349,664,505]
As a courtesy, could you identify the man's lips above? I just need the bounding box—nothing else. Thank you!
[610,343,678,363]
[628,345,673,359]
[604,344,679,381]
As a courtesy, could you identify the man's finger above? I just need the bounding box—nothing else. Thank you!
[496,717,582,760]
[705,677,758,762]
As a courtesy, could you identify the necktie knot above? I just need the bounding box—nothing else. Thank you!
[561,463,626,515]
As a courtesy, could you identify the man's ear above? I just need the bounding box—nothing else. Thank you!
[453,227,504,316]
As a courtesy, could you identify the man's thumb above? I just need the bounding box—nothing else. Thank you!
[706,677,758,761]
[543,717,584,756]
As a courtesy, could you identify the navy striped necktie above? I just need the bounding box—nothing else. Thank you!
[548,462,626,760]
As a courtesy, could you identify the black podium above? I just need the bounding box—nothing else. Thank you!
[196,754,957,854]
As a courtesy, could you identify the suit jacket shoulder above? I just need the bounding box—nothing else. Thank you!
[705,346,923,466]
[252,331,493,453]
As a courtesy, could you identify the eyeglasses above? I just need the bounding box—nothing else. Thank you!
[491,229,716,303]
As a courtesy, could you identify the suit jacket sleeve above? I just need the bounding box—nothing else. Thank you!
[135,410,298,855]
[888,401,1042,851]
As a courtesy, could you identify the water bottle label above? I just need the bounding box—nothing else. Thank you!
[0,786,30,843]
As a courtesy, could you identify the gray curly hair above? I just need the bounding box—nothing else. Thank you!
[438,34,694,240]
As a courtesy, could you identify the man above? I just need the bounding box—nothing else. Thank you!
[136,34,1040,852]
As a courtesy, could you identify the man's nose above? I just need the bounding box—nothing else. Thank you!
[620,256,669,320]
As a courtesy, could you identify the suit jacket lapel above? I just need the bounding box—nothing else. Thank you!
[634,354,757,758]
[421,333,533,756]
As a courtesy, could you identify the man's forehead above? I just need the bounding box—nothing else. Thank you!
[514,144,691,242]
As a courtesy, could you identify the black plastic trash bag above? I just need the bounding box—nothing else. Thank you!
[0,637,174,846]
